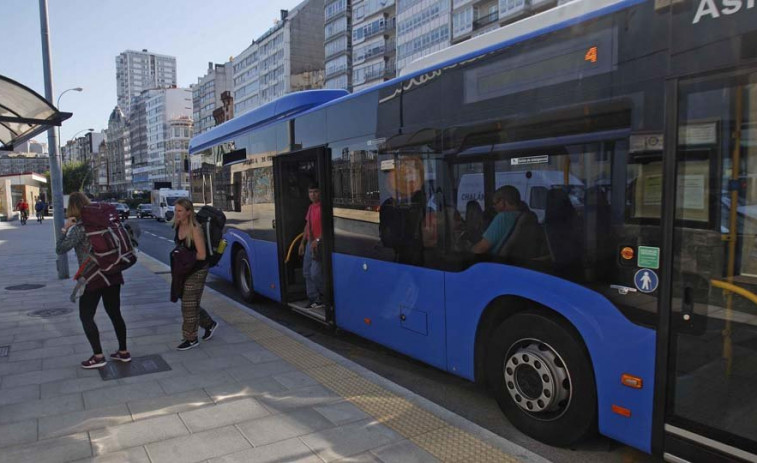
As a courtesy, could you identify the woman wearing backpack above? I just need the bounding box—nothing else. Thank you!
[56,192,130,368]
[171,198,218,350]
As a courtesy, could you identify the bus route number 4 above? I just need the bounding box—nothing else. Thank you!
[585,46,598,63]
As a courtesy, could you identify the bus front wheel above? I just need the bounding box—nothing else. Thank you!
[234,249,255,302]
[486,312,597,446]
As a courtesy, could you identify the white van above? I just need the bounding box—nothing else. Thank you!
[457,170,584,223]
[150,188,189,222]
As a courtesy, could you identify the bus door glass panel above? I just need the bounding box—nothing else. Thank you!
[668,71,757,450]
[278,157,316,294]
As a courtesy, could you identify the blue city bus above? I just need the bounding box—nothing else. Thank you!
[189,0,757,460]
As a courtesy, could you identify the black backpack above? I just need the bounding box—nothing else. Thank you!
[196,205,227,267]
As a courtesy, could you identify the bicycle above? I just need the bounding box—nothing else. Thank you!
[20,210,28,225]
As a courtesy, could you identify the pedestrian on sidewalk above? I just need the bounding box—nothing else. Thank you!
[35,198,45,223]
[56,192,131,369]
[170,197,218,351]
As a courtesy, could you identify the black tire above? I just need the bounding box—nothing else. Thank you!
[234,249,255,302]
[486,311,597,446]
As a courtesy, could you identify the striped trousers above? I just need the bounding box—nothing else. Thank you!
[181,266,214,341]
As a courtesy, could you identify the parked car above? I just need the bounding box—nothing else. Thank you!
[136,203,153,219]
[110,202,130,220]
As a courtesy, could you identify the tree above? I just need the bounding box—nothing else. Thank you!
[61,162,93,194]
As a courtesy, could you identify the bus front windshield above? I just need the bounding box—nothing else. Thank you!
[166,197,180,206]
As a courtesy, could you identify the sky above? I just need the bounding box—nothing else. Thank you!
[2,0,304,147]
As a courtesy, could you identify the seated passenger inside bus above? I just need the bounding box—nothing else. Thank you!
[471,186,522,255]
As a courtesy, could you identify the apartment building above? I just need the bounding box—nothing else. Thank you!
[0,153,50,176]
[324,0,353,90]
[103,106,132,195]
[116,49,177,117]
[396,0,452,72]
[233,0,325,116]
[192,62,233,136]
[351,0,397,92]
[166,117,193,190]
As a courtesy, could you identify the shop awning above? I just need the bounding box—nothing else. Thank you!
[0,74,71,151]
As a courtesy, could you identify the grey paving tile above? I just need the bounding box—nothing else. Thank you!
[314,401,370,426]
[370,439,441,462]
[128,388,213,421]
[333,452,384,463]
[182,353,255,374]
[43,334,89,347]
[200,340,267,358]
[8,339,44,352]
[90,414,189,455]
[0,419,37,449]
[0,383,40,406]
[145,425,251,463]
[209,437,321,463]
[115,362,189,386]
[257,384,342,414]
[41,376,111,399]
[39,404,133,439]
[1,366,77,389]
[206,377,288,403]
[0,392,83,425]
[159,370,234,394]
[0,431,92,463]
[227,359,296,382]
[158,347,211,366]
[180,397,269,432]
[239,348,281,364]
[299,419,403,462]
[0,357,42,376]
[273,370,320,390]
[236,408,336,446]
[83,381,165,410]
[70,445,151,463]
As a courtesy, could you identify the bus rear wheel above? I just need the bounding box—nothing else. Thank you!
[486,311,597,446]
[234,249,254,302]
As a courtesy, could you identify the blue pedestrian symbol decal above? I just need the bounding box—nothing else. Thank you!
[634,268,658,293]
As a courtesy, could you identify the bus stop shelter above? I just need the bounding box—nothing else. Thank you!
[0,74,71,151]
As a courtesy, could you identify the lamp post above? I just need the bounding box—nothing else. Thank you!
[56,88,82,163]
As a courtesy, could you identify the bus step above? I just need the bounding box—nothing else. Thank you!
[288,300,327,324]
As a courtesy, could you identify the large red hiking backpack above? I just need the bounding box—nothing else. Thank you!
[74,203,137,289]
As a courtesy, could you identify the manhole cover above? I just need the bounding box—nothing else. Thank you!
[99,354,172,381]
[28,308,73,318]
[6,284,46,291]
[0,346,9,357]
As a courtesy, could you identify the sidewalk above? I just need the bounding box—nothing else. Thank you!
[0,219,550,463]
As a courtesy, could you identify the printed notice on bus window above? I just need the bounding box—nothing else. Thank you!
[642,175,662,206]
[677,174,706,210]
[511,155,549,166]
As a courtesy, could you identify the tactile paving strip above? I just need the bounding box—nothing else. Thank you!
[205,295,522,462]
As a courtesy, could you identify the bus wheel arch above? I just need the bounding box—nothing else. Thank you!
[478,299,597,446]
[232,244,255,302]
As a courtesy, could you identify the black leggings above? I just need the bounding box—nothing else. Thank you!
[79,284,127,355]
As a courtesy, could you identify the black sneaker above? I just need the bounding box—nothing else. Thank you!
[202,321,218,341]
[176,339,199,351]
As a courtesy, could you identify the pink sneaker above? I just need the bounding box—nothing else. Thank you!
[110,351,132,363]
[81,355,107,369]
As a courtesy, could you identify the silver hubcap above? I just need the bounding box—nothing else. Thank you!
[504,340,571,417]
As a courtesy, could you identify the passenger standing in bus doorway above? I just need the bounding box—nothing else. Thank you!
[299,183,325,309]
[471,186,521,255]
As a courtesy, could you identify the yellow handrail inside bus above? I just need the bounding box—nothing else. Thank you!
[285,233,304,263]
[710,279,757,307]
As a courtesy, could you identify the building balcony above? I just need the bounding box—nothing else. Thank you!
[326,64,350,78]
[325,46,351,60]
[473,11,498,29]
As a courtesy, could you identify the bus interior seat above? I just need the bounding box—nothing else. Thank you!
[498,208,551,270]
[544,188,583,277]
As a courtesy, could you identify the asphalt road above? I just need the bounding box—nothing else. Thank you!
[129,215,657,463]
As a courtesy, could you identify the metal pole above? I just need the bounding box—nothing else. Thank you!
[39,0,68,279]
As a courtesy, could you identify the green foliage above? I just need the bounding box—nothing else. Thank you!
[61,162,93,194]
